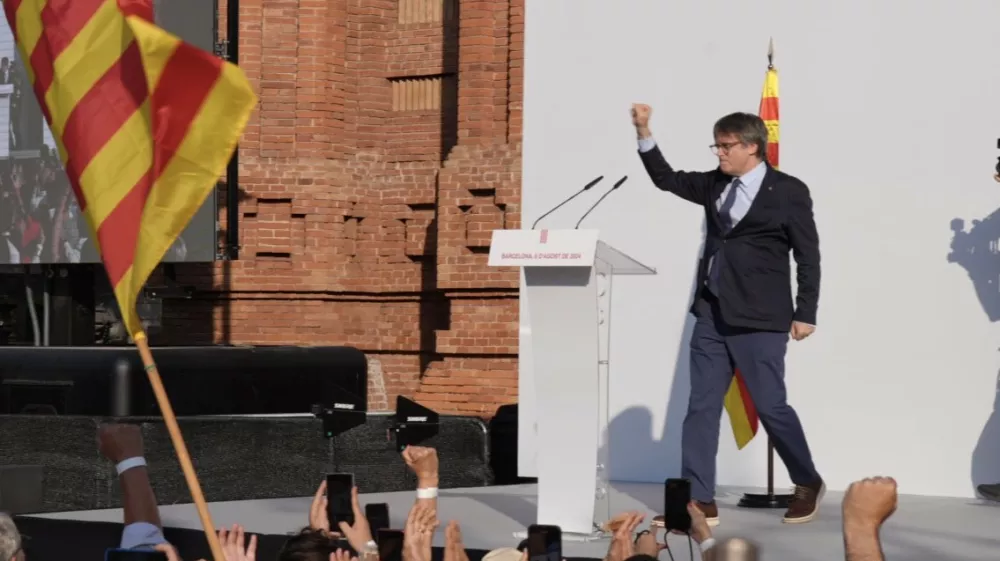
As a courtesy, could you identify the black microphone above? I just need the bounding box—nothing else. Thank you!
[531,175,604,229]
[575,176,627,228]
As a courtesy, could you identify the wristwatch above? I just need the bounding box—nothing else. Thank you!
[362,540,379,558]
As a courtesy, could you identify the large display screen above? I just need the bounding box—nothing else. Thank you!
[0,2,219,265]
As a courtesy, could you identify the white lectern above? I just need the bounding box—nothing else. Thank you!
[488,228,656,539]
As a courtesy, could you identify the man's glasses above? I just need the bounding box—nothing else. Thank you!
[710,142,742,155]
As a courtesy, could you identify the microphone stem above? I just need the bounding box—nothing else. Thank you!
[532,190,582,229]
[576,190,614,229]
[531,176,605,228]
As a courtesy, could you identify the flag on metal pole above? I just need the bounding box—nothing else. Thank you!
[759,39,780,169]
[722,39,779,450]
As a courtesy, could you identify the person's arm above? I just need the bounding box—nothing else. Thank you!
[844,523,884,561]
[402,446,439,510]
[786,180,820,325]
[841,477,897,561]
[632,104,714,204]
[637,143,714,204]
[98,424,168,550]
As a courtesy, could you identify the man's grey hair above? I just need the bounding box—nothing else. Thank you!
[704,537,760,561]
[713,112,769,162]
[0,513,21,561]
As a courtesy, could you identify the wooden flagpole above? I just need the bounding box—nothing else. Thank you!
[133,333,225,561]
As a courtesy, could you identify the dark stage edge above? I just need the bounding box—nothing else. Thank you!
[12,517,600,561]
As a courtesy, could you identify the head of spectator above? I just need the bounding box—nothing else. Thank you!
[0,514,24,561]
[277,528,341,561]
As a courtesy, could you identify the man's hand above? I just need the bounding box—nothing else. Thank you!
[220,524,258,561]
[97,423,144,464]
[154,544,182,561]
[403,503,438,561]
[309,480,336,536]
[843,477,898,530]
[337,487,374,554]
[402,446,439,486]
[631,104,652,139]
[444,521,471,561]
[670,502,712,544]
[331,549,359,561]
[791,321,815,341]
[634,527,665,558]
[604,511,643,561]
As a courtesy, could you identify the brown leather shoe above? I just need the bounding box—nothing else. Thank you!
[978,483,1000,502]
[783,479,825,524]
[696,501,720,527]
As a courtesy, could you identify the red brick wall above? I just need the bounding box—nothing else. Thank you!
[158,0,524,417]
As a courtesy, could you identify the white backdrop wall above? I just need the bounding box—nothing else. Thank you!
[519,0,1000,499]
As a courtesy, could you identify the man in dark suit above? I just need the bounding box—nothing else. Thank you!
[632,104,823,525]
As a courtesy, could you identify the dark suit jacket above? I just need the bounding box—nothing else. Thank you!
[639,145,820,331]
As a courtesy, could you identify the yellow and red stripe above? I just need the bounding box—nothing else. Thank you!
[721,64,780,451]
[4,0,256,337]
[723,368,759,450]
[758,66,780,169]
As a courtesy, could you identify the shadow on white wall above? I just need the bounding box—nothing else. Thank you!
[947,212,1000,492]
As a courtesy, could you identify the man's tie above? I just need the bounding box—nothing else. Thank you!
[718,179,742,233]
[708,179,742,294]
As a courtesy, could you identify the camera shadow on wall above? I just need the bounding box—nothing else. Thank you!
[947,192,1000,493]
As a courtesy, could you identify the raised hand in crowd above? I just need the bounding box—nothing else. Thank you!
[604,511,645,561]
[403,502,438,561]
[444,520,471,561]
[191,525,258,561]
[154,544,182,561]
[331,548,359,561]
[98,423,144,465]
[842,476,898,561]
[99,422,172,554]
[636,527,666,558]
[670,502,714,547]
[220,524,257,561]
[336,487,375,555]
[307,478,374,553]
[309,479,335,536]
[403,445,439,487]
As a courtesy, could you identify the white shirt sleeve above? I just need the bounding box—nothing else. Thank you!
[637,137,657,153]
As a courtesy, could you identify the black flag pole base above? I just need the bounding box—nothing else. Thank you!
[737,435,792,509]
[737,491,793,509]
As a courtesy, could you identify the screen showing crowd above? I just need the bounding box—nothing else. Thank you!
[0,23,217,265]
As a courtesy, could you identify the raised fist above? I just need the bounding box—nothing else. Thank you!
[98,423,144,464]
[402,445,439,481]
[842,476,898,528]
[631,103,652,130]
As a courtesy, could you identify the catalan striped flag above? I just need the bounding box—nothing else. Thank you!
[3,0,256,338]
[721,61,779,450]
[758,65,780,168]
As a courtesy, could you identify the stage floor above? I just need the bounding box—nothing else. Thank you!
[32,483,1000,560]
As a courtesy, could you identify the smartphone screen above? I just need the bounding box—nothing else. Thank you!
[664,478,692,533]
[378,529,404,561]
[105,549,168,561]
[526,524,561,561]
[366,503,390,534]
[327,473,355,526]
